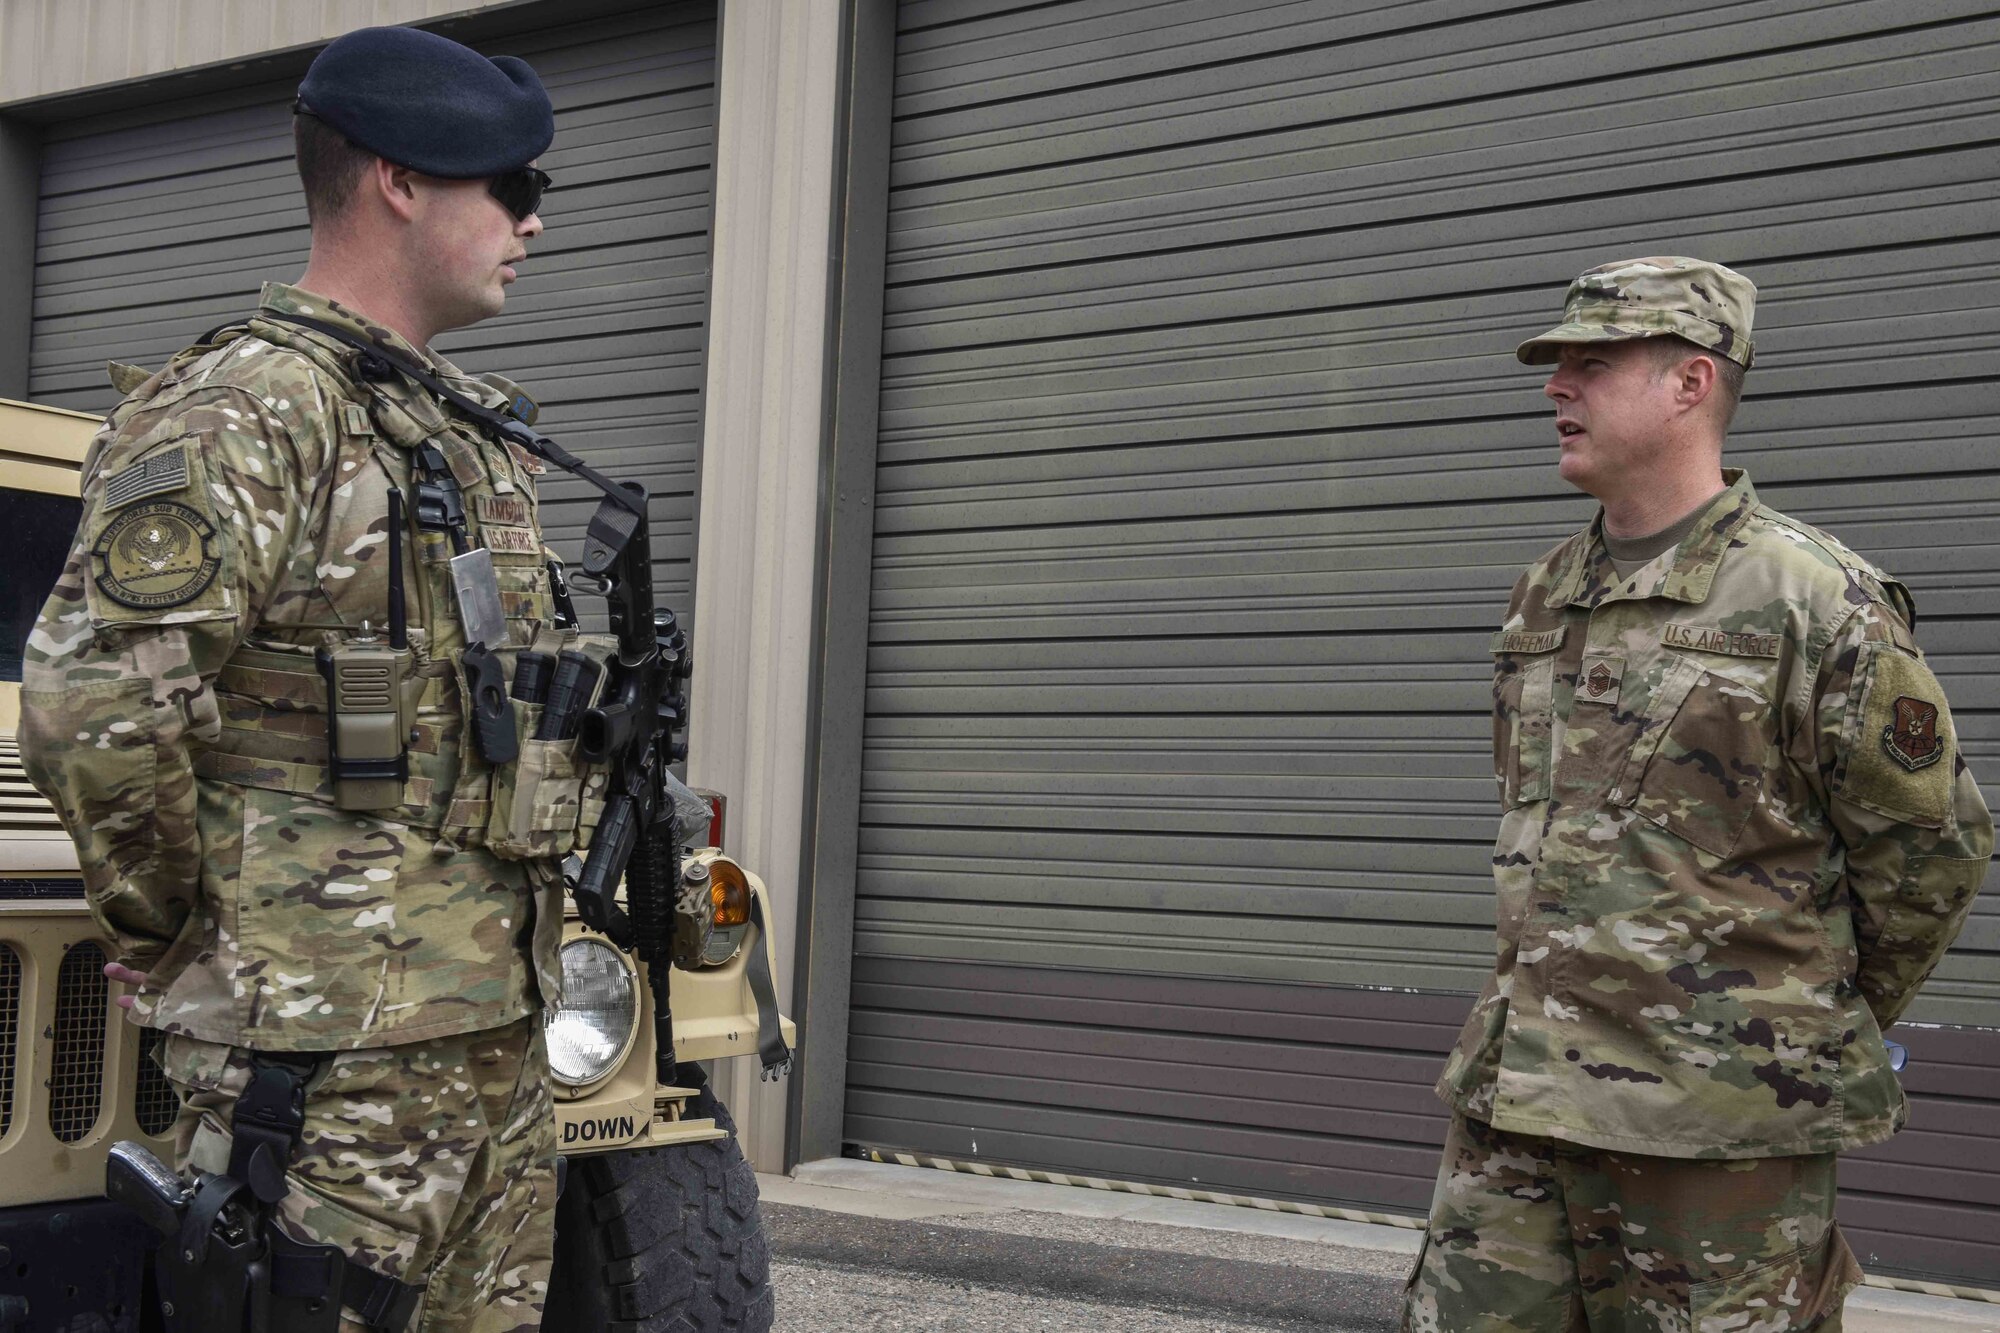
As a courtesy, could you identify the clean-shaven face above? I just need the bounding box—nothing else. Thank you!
[1541,341,1682,502]
[409,172,542,336]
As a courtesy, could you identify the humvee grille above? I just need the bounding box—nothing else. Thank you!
[1,737,68,834]
[49,941,108,1143]
[0,879,88,900]
[134,1027,180,1136]
[0,944,17,1136]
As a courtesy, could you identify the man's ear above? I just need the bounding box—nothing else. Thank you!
[1677,352,1718,413]
[369,159,420,222]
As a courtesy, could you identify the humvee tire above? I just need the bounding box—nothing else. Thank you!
[546,1074,775,1332]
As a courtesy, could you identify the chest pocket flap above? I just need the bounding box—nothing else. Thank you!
[1492,625,1565,807]
[1617,653,1776,859]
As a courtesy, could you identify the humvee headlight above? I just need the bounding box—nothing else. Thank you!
[545,938,638,1087]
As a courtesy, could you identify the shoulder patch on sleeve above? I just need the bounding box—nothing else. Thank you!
[1837,643,1956,828]
[101,440,192,511]
[81,428,236,627]
[92,501,221,609]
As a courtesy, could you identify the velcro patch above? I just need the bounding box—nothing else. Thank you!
[1663,622,1781,659]
[1839,644,1955,827]
[1491,626,1566,656]
[481,525,541,556]
[440,435,487,490]
[341,403,375,437]
[101,442,191,511]
[476,494,530,528]
[92,501,221,609]
[1576,654,1625,706]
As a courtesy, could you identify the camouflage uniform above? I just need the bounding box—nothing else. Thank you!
[1404,1113,1859,1333]
[20,284,574,1328]
[1404,258,1993,1332]
[164,1018,556,1332]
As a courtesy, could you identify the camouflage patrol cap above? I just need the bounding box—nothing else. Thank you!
[1516,256,1757,369]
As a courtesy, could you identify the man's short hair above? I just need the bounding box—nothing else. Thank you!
[1647,335,1746,428]
[293,113,375,225]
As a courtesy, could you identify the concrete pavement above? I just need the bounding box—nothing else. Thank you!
[759,1158,2000,1332]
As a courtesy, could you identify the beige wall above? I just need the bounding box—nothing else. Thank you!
[689,0,845,1171]
[0,0,520,105]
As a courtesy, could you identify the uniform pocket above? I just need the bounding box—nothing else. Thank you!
[1626,662,1774,860]
[1687,1224,1860,1332]
[1493,650,1558,807]
[235,788,413,1038]
[157,1031,241,1094]
[483,632,612,860]
[486,706,587,860]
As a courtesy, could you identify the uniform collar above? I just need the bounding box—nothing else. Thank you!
[1547,469,1759,609]
[256,282,513,415]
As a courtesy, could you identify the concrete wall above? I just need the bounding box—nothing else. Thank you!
[0,0,520,105]
[687,0,846,1171]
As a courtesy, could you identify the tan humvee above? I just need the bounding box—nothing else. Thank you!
[0,395,790,1331]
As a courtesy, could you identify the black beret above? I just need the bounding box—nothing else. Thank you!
[298,26,553,178]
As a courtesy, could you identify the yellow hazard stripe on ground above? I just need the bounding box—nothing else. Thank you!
[857,1148,1424,1229]
[854,1148,2000,1306]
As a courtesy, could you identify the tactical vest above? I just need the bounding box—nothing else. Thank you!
[134,317,607,858]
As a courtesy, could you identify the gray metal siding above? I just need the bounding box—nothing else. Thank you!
[848,960,2000,1282]
[847,0,2000,1285]
[27,3,717,622]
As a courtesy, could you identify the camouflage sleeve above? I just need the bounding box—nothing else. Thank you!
[1810,601,1994,1029]
[18,385,331,969]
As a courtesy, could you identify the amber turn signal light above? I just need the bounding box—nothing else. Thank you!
[708,858,751,928]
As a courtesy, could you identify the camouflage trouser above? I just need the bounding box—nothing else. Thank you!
[160,1014,557,1332]
[1401,1114,1863,1333]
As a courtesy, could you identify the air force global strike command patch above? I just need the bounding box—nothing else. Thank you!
[92,501,221,608]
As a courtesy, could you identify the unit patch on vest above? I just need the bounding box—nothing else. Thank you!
[1884,696,1944,772]
[1577,654,1625,706]
[1662,622,1782,659]
[476,494,531,528]
[100,442,191,512]
[92,501,220,608]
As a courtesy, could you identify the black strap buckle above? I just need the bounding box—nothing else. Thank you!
[412,443,468,535]
[227,1055,315,1207]
[347,1268,423,1330]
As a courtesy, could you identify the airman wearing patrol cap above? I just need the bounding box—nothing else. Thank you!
[1401,258,1992,1331]
[22,23,573,1332]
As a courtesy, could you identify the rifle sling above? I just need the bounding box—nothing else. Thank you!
[256,312,643,519]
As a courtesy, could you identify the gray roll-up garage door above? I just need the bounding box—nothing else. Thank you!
[846,0,2000,1285]
[27,2,717,624]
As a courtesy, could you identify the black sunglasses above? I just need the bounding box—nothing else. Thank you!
[489,167,551,222]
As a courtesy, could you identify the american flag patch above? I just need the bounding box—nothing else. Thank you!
[101,443,191,511]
